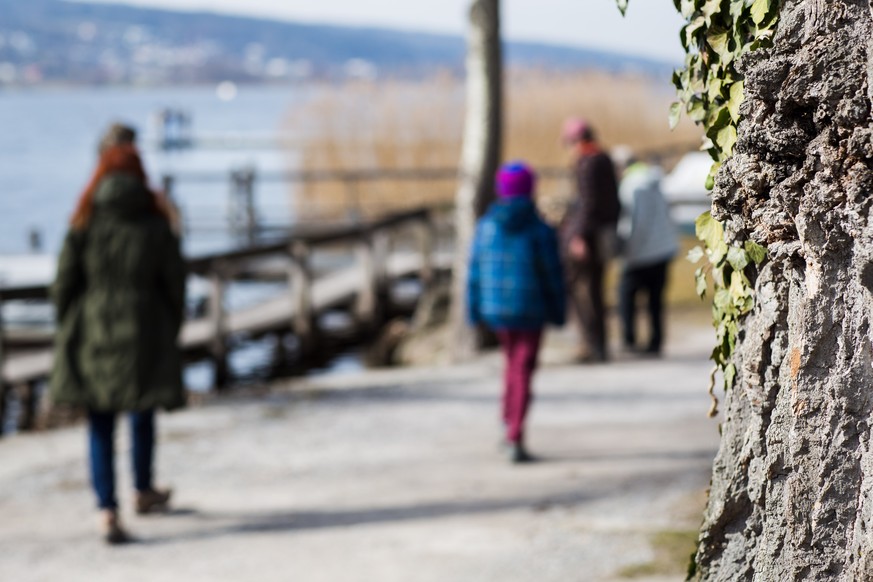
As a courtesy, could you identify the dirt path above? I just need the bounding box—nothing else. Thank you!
[0,314,720,582]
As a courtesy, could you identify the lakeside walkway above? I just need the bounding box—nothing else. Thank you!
[0,314,720,582]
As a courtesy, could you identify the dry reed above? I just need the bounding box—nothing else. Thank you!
[284,70,702,221]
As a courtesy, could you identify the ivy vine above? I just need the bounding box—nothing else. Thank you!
[618,0,779,412]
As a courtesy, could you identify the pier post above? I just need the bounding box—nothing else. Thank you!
[0,382,6,437]
[160,174,185,237]
[0,292,5,435]
[355,224,393,331]
[230,167,258,245]
[288,241,317,358]
[208,262,230,389]
[16,381,38,432]
[354,231,377,329]
[416,213,436,289]
[161,174,175,198]
[343,177,362,222]
[373,229,391,305]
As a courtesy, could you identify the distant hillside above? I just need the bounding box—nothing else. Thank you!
[0,0,674,86]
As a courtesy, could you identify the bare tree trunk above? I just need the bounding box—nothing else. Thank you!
[696,1,873,579]
[450,0,502,361]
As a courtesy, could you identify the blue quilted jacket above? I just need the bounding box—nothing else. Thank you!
[467,198,566,330]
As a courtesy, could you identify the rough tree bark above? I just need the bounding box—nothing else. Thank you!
[696,1,873,579]
[450,0,502,360]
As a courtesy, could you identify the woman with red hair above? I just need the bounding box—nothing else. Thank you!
[51,123,186,544]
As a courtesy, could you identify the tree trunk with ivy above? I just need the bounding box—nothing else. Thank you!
[450,0,502,360]
[695,1,873,579]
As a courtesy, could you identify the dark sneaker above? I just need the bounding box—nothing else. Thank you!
[508,442,535,464]
[135,488,172,515]
[101,510,133,545]
[575,350,607,364]
[643,345,663,358]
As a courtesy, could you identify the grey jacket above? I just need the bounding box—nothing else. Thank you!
[618,164,679,268]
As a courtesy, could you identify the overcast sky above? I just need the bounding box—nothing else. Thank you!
[77,0,686,62]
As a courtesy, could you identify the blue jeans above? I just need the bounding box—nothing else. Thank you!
[88,410,155,510]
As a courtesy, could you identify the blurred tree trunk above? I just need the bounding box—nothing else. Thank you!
[450,0,502,360]
[695,2,873,579]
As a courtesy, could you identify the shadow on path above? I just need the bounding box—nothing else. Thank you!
[540,447,717,464]
[146,466,691,545]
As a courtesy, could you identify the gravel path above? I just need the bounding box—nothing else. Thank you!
[0,315,720,582]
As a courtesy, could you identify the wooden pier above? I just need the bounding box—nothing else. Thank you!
[0,207,446,433]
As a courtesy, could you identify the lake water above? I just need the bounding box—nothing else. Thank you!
[0,84,303,257]
[0,84,369,393]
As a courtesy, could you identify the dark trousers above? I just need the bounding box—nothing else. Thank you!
[495,329,542,444]
[88,410,155,510]
[618,261,669,353]
[567,259,607,359]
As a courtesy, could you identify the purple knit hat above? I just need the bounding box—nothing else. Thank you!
[496,161,536,198]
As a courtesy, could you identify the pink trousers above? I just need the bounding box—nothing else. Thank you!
[495,329,543,444]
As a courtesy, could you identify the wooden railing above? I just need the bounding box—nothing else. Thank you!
[0,207,442,433]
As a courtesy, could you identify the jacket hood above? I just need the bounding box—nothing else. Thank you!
[93,173,153,219]
[487,198,539,231]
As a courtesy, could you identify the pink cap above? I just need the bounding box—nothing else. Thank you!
[561,117,593,144]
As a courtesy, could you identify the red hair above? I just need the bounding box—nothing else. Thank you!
[70,143,169,230]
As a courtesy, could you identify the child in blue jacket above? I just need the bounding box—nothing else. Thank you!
[467,161,566,462]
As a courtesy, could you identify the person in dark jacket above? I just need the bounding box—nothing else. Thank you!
[560,118,620,363]
[468,161,566,463]
[50,123,186,544]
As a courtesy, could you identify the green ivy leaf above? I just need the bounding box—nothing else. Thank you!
[687,245,705,264]
[716,124,738,156]
[701,0,722,24]
[688,98,708,123]
[696,270,709,298]
[726,326,737,353]
[705,160,722,190]
[695,212,723,251]
[710,345,726,367]
[682,15,707,47]
[707,105,732,132]
[689,64,707,94]
[728,80,745,123]
[729,270,751,304]
[750,0,771,25]
[705,173,716,190]
[706,26,732,62]
[679,0,696,20]
[724,363,737,388]
[712,264,728,289]
[715,317,728,343]
[616,0,629,17]
[707,75,725,103]
[729,0,747,21]
[727,246,749,272]
[615,0,781,398]
[714,288,732,311]
[709,239,729,266]
[744,240,767,264]
[669,101,683,130]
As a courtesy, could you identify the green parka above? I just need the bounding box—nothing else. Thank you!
[50,174,186,412]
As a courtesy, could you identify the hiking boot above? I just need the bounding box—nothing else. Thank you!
[135,488,172,515]
[101,510,133,545]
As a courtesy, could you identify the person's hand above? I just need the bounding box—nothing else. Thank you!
[569,236,589,262]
